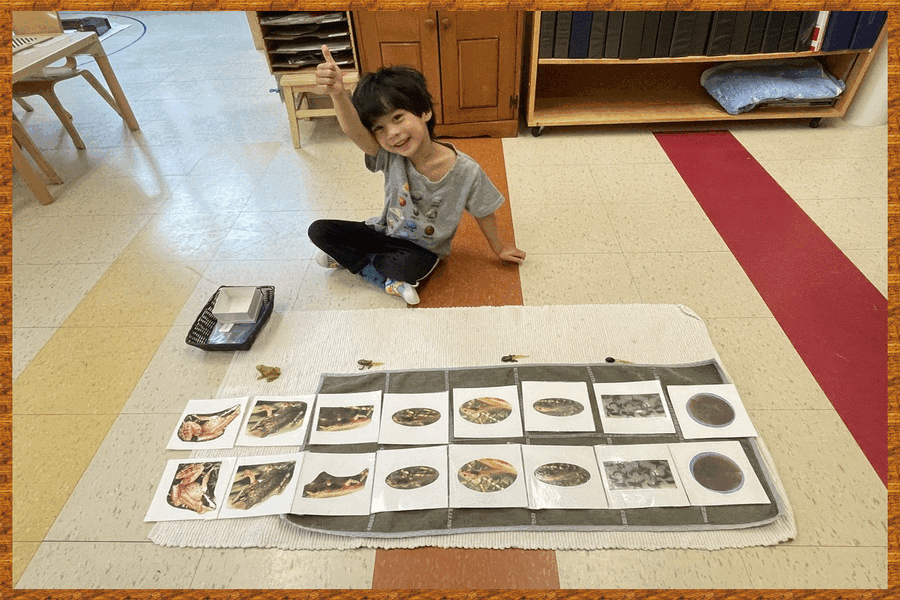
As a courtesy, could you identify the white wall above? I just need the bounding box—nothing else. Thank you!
[843,37,888,126]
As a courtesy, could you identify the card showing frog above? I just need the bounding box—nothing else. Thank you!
[291,451,376,516]
[594,443,689,509]
[448,444,529,509]
[370,445,449,513]
[308,390,382,446]
[521,380,596,433]
[378,391,450,446]
[218,452,304,519]
[521,444,608,510]
[166,397,250,450]
[236,395,315,447]
[144,457,237,522]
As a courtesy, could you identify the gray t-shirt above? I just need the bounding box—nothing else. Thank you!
[364,144,504,257]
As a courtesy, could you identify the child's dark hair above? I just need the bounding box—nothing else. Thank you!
[351,66,436,138]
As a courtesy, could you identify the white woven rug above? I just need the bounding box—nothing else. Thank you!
[149,304,796,550]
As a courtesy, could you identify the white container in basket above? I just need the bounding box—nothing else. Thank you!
[212,286,263,323]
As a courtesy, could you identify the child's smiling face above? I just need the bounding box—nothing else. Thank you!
[371,108,433,157]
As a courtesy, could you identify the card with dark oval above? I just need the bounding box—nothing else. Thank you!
[667,384,758,439]
[668,440,770,506]
[520,380,596,433]
[371,446,450,513]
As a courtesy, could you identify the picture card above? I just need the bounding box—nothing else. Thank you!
[308,390,382,445]
[667,384,758,439]
[593,380,675,435]
[668,441,770,506]
[236,395,314,447]
[594,443,689,509]
[218,452,303,519]
[448,444,529,509]
[371,445,449,513]
[144,457,237,522]
[451,385,523,439]
[520,380,596,433]
[521,444,608,510]
[166,397,249,450]
[378,391,450,445]
[291,451,375,516]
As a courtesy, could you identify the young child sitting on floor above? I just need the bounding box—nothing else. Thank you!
[308,45,525,305]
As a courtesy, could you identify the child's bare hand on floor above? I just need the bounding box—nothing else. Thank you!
[498,245,526,265]
[316,45,344,95]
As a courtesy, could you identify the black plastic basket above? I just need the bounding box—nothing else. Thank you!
[185,285,275,351]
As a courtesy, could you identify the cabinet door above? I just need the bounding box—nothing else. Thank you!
[438,11,521,125]
[353,11,443,124]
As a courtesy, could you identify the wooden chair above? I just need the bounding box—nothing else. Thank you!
[279,70,359,148]
[13,11,123,150]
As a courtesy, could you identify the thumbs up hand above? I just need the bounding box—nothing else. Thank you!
[316,45,344,96]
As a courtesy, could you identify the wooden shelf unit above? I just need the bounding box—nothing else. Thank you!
[526,11,885,132]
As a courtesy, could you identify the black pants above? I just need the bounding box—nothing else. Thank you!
[308,219,440,284]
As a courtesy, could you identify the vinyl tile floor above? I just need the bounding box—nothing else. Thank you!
[10,11,888,590]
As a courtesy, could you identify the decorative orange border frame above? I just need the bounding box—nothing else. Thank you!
[2,0,895,598]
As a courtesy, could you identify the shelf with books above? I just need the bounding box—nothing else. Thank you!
[527,11,884,132]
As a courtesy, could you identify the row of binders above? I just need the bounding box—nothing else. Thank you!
[539,11,886,60]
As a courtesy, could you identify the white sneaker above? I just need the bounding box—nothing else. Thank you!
[384,279,419,305]
[315,251,341,269]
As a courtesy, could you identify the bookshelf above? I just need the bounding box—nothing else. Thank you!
[526,11,885,135]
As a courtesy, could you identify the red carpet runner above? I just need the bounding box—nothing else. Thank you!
[655,131,887,486]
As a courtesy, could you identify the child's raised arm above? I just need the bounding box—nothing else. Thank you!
[316,45,380,157]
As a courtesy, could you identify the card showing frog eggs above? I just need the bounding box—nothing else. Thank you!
[308,390,382,446]
[378,391,450,446]
[666,384,757,439]
[451,385,523,439]
[521,444,608,510]
[291,451,376,516]
[593,380,676,435]
[371,445,449,513]
[144,457,237,522]
[448,444,529,509]
[236,395,315,447]
[166,397,250,450]
[218,452,304,519]
[667,441,770,506]
[521,380,596,432]
[594,443,689,509]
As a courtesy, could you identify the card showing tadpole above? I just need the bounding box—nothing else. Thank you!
[371,445,449,513]
[451,385,522,439]
[378,391,449,445]
[448,444,529,509]
[291,451,376,516]
[521,380,596,433]
[593,380,675,435]
[308,390,382,445]
[144,457,237,522]
[166,397,249,450]
[236,395,314,447]
[218,452,303,519]
[521,444,608,510]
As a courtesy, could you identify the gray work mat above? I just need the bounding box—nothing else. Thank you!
[149,304,796,550]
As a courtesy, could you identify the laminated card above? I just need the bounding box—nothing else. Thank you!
[308,390,382,445]
[371,445,450,513]
[593,380,676,435]
[520,380,596,432]
[668,441,770,506]
[166,397,249,450]
[236,395,314,447]
[145,457,237,522]
[667,383,758,439]
[218,452,303,519]
[292,452,376,516]
[595,443,689,509]
[378,391,450,445]
[521,444,608,510]
[448,444,529,509]
[451,385,523,439]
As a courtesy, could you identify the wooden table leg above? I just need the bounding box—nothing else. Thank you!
[87,40,140,131]
[12,142,55,205]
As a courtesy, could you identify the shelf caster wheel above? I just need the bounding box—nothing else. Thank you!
[809,118,822,128]
[531,126,544,137]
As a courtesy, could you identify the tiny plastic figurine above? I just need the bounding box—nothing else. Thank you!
[256,364,281,382]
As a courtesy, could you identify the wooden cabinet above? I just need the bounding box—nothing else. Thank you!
[353,11,523,138]
[526,10,886,134]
